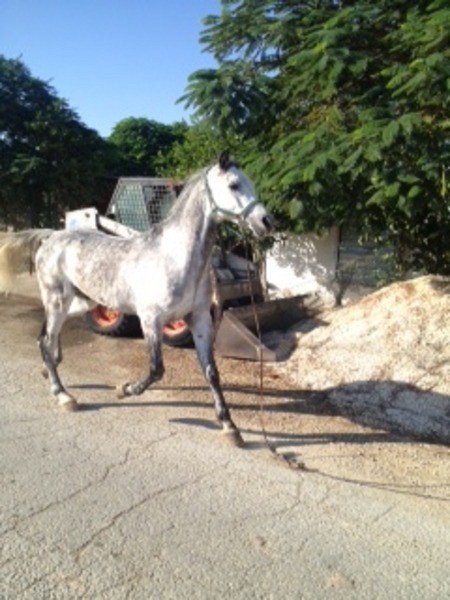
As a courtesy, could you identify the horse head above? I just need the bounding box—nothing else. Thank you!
[204,151,275,238]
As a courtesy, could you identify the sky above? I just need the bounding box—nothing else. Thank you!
[0,0,220,137]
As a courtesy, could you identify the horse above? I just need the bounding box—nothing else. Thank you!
[0,151,274,446]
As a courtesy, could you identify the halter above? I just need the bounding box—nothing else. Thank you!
[202,168,260,223]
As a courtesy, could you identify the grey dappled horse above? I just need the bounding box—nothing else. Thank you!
[0,152,274,446]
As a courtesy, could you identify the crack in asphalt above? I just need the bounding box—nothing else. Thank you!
[72,467,219,566]
[1,432,203,597]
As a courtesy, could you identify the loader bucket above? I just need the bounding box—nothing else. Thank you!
[214,296,313,362]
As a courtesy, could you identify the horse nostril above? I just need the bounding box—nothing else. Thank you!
[262,215,275,232]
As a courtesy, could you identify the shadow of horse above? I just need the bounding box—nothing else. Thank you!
[67,378,450,501]
[68,378,450,446]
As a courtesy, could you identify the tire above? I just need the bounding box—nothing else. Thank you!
[85,305,193,346]
[84,305,142,337]
[162,319,193,347]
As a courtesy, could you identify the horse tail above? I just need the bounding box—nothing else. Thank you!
[0,229,54,293]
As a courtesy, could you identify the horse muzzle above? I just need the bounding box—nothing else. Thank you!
[247,207,276,238]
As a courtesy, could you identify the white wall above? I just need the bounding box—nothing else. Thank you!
[265,228,339,301]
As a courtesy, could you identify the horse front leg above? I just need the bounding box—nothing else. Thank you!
[187,310,244,447]
[117,315,165,398]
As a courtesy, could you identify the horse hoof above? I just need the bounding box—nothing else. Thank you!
[221,428,244,448]
[41,366,49,379]
[57,393,78,412]
[116,383,128,399]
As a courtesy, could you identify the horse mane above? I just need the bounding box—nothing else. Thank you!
[164,168,207,223]
[159,153,240,226]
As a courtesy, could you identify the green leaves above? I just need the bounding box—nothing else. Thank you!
[109,117,186,176]
[0,55,115,227]
[180,0,450,274]
[382,121,400,147]
[180,61,275,137]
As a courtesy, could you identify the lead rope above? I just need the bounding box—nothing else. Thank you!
[244,244,307,471]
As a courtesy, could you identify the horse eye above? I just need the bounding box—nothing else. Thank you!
[229,182,240,192]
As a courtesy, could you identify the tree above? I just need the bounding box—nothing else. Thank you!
[181,1,450,275]
[109,117,187,176]
[0,55,114,227]
[159,122,238,179]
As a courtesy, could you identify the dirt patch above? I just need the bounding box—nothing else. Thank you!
[102,332,449,508]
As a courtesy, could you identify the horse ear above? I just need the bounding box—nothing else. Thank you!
[218,150,232,172]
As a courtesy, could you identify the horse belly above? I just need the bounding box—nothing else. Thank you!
[45,232,136,312]
[159,272,212,322]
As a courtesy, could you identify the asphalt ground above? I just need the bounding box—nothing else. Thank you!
[0,282,449,599]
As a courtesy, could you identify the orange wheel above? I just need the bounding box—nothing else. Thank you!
[84,305,141,337]
[163,320,187,336]
[89,306,122,328]
[162,319,192,347]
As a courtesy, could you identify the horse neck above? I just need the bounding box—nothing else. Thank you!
[161,173,216,258]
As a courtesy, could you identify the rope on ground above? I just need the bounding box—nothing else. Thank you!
[244,244,308,471]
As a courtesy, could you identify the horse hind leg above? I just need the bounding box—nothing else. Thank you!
[39,293,90,378]
[38,294,78,412]
[39,320,62,378]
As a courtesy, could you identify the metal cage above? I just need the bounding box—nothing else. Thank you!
[107,178,177,231]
